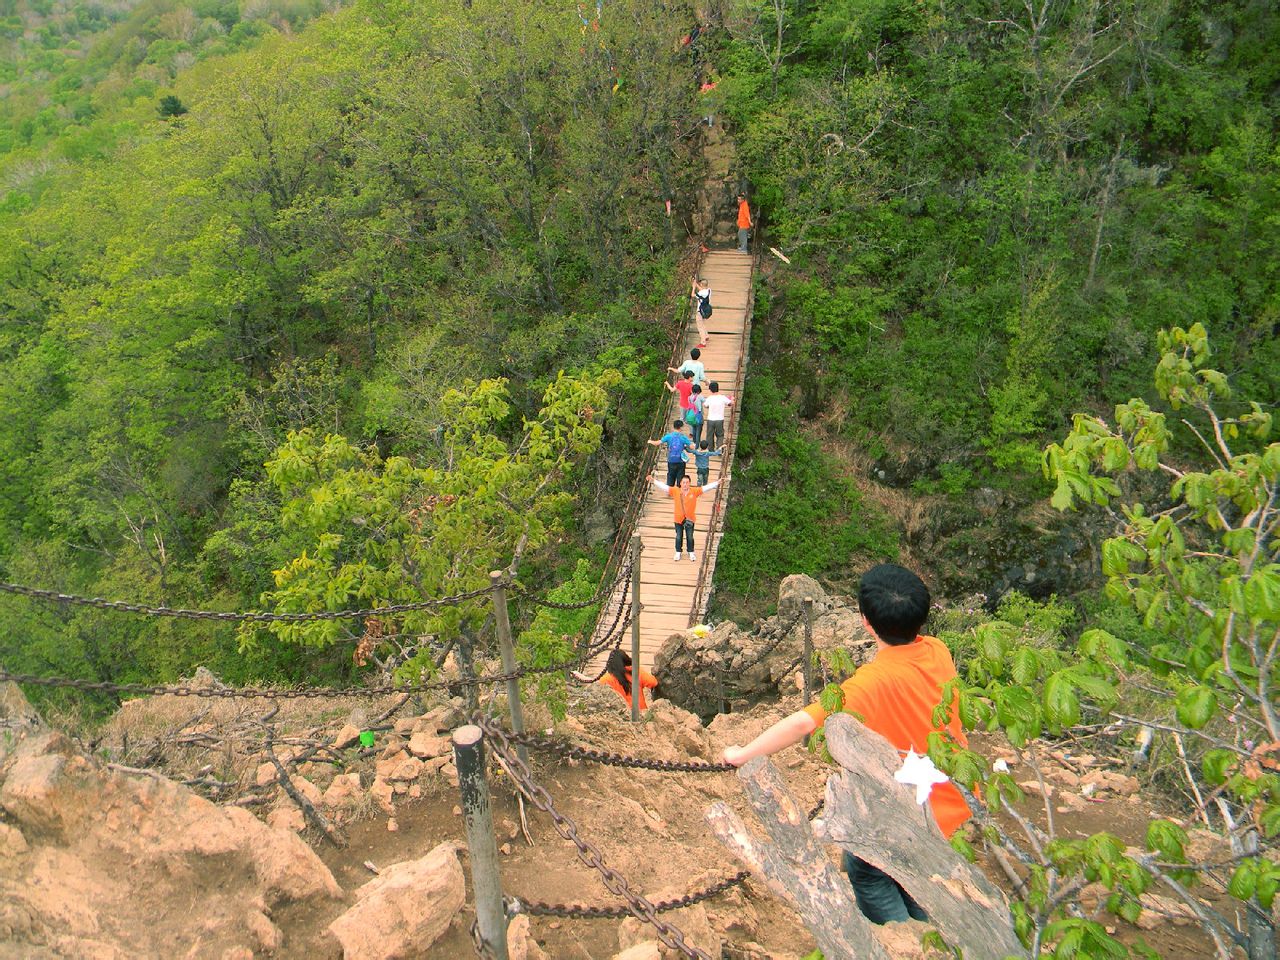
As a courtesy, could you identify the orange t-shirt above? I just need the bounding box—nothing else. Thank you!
[668,485,705,524]
[737,200,751,229]
[600,667,659,711]
[802,635,971,837]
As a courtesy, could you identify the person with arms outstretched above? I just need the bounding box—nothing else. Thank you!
[652,473,724,562]
[721,564,970,925]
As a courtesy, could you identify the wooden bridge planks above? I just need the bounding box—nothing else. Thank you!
[591,249,754,674]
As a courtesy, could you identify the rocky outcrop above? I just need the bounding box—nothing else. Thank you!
[0,681,341,959]
[326,842,465,959]
[654,576,875,718]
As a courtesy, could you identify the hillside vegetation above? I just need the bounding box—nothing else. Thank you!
[715,0,1278,608]
[0,0,702,695]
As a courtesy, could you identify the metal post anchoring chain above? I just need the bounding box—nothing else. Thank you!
[475,716,715,960]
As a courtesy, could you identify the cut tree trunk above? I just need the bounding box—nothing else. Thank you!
[707,713,1023,960]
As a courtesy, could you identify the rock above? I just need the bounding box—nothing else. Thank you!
[221,948,254,960]
[327,843,465,960]
[408,784,421,799]
[386,756,424,782]
[322,773,363,809]
[246,910,282,953]
[387,819,398,833]
[776,573,828,619]
[442,762,458,787]
[407,733,450,760]
[618,904,719,959]
[0,822,28,860]
[613,944,662,960]
[376,750,408,777]
[255,762,278,788]
[373,776,401,808]
[506,914,550,960]
[267,805,305,833]
[393,717,418,737]
[500,842,513,855]
[424,756,451,776]
[333,725,362,750]
[290,776,323,806]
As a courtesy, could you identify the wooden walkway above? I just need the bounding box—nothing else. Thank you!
[596,248,754,672]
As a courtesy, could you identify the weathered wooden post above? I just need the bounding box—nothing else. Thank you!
[630,534,643,723]
[490,571,526,764]
[452,725,508,960]
[802,596,815,704]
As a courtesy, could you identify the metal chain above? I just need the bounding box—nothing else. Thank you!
[0,614,634,702]
[476,716,714,960]
[517,869,752,919]
[0,580,495,622]
[505,728,734,773]
[731,610,804,674]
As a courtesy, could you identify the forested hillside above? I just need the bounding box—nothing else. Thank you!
[0,0,702,696]
[715,0,1279,609]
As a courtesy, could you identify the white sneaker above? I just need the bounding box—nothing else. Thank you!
[674,551,682,562]
[688,551,697,563]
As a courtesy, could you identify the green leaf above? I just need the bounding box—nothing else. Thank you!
[1227,862,1257,901]
[1175,685,1216,729]
[1044,671,1081,728]
[1202,749,1238,785]
[1012,648,1039,685]
[1146,820,1188,861]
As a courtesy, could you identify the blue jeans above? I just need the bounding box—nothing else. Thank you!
[842,853,928,925]
[673,520,694,552]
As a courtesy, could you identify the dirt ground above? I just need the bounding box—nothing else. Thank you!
[67,679,1241,959]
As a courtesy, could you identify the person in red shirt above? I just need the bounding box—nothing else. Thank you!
[722,564,969,925]
[664,369,696,412]
[653,474,725,562]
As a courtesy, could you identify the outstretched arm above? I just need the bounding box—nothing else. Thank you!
[662,380,675,393]
[703,479,721,492]
[647,439,663,447]
[652,479,671,493]
[722,709,817,766]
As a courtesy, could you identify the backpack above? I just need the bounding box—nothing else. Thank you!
[684,406,702,426]
[698,294,713,319]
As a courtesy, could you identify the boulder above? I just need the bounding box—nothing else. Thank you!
[327,843,465,959]
[332,725,362,750]
[613,944,662,960]
[370,778,395,814]
[407,732,450,760]
[654,579,872,719]
[322,773,363,809]
[290,776,323,806]
[0,822,28,861]
[506,913,550,960]
[386,756,424,782]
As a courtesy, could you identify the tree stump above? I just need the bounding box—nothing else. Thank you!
[707,713,1022,960]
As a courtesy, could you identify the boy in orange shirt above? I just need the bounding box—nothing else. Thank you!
[736,194,752,252]
[652,474,725,562]
[722,564,969,925]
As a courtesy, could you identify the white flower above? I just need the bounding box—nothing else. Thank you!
[894,749,950,806]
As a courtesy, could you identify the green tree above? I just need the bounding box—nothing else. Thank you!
[933,325,1277,958]
[246,370,620,680]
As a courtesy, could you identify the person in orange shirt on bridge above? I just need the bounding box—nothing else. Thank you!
[721,563,969,926]
[652,473,725,562]
[736,193,752,252]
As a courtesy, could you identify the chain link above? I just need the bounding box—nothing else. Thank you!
[506,729,734,773]
[476,716,714,960]
[518,869,752,919]
[0,580,496,622]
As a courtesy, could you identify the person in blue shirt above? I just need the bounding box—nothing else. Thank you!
[648,419,693,486]
[691,440,722,486]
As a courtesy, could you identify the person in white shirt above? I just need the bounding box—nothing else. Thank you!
[701,380,734,449]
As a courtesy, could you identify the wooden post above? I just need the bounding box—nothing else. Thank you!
[490,571,526,764]
[458,633,479,714]
[802,596,815,704]
[452,725,508,960]
[630,534,643,723]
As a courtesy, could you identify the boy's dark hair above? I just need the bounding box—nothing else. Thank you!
[708,381,719,392]
[683,370,694,379]
[699,440,709,450]
[673,419,685,430]
[858,564,930,645]
[691,384,702,394]
[690,347,701,360]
